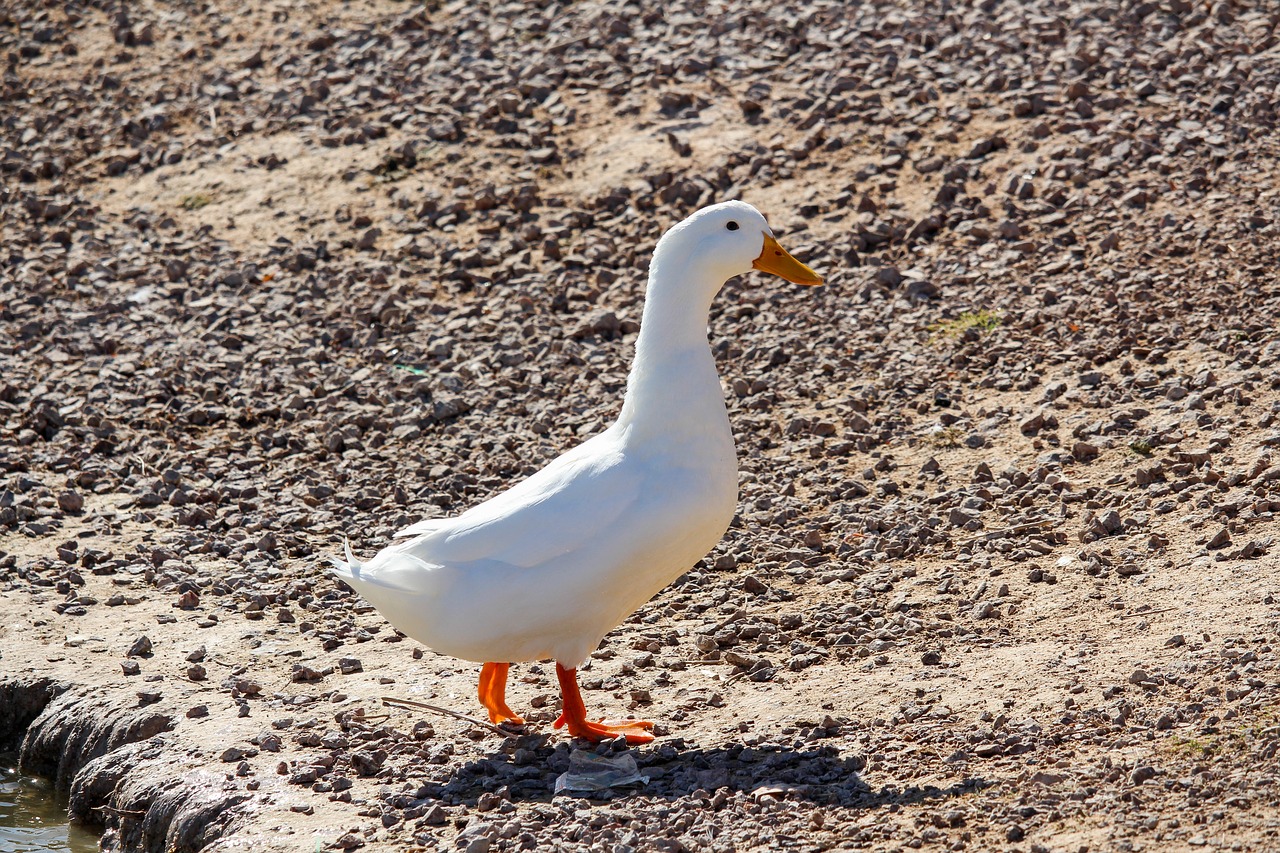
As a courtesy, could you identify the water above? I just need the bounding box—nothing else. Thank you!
[0,754,100,853]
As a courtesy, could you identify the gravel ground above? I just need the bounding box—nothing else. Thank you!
[3,0,1280,851]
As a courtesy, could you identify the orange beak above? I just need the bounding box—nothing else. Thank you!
[752,234,823,286]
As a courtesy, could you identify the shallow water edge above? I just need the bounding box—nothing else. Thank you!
[0,753,100,853]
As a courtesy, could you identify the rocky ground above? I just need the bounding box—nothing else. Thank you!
[3,0,1280,850]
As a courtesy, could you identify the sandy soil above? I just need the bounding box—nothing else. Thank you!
[3,0,1280,851]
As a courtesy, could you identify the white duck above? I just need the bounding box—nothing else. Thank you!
[331,200,821,743]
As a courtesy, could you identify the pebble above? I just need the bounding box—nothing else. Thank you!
[126,635,153,657]
[1206,527,1231,549]
[57,491,84,513]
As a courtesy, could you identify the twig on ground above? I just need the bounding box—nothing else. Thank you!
[381,696,512,736]
[1118,607,1177,620]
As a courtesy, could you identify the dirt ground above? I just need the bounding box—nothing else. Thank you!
[3,0,1280,851]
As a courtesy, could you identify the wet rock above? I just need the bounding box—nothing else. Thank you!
[19,688,173,797]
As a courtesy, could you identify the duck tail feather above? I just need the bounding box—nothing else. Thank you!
[328,537,361,579]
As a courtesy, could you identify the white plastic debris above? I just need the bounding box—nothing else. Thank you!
[553,749,649,796]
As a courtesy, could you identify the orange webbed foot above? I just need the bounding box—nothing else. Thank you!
[554,662,655,744]
[478,662,525,726]
[554,714,655,744]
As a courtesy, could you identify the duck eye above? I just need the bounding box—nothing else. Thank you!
[726,221,739,231]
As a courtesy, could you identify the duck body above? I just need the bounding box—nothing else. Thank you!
[338,397,736,668]
[331,200,820,742]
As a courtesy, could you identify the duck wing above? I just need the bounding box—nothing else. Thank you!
[392,433,643,570]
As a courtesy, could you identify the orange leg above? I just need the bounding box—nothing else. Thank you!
[478,662,524,725]
[553,662,654,744]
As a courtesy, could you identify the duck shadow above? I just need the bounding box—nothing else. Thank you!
[422,740,991,810]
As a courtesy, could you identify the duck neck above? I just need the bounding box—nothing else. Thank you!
[617,250,727,439]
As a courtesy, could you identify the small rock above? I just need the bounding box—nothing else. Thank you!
[289,767,318,785]
[234,679,262,696]
[1206,527,1231,549]
[291,665,325,682]
[966,136,1004,159]
[1020,411,1045,435]
[127,635,152,657]
[1135,463,1164,486]
[355,228,380,251]
[476,792,504,812]
[351,750,386,776]
[1072,441,1100,461]
[221,747,256,762]
[57,491,84,513]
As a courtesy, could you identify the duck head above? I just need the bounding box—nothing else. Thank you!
[651,200,823,294]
